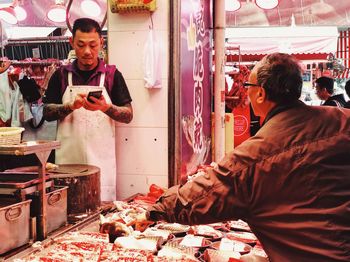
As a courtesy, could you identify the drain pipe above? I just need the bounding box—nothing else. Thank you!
[213,0,226,162]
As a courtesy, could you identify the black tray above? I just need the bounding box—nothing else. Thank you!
[0,172,50,189]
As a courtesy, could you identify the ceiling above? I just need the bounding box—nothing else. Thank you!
[12,0,350,28]
[1,0,107,40]
[15,0,108,27]
[226,0,350,27]
[2,0,350,40]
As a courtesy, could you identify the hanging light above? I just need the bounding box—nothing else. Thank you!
[81,0,101,17]
[14,6,26,21]
[255,0,279,10]
[47,0,66,23]
[0,0,13,9]
[225,0,241,12]
[0,6,17,25]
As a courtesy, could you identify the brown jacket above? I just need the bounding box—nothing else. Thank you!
[148,102,350,262]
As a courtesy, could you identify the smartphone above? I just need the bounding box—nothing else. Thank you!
[87,90,102,103]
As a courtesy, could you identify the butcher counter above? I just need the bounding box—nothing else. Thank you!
[1,194,269,262]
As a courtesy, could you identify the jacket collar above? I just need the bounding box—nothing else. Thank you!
[262,100,305,126]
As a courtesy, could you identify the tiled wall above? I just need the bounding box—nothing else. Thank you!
[107,1,170,200]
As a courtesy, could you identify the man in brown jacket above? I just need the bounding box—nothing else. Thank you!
[134,53,350,261]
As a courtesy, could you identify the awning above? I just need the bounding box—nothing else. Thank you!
[337,68,350,79]
[337,29,350,69]
[226,26,338,59]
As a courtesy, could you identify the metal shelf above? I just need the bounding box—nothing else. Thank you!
[0,140,60,240]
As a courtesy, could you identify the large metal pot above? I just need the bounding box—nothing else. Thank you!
[49,164,101,215]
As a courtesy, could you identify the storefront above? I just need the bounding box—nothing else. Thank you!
[0,0,350,260]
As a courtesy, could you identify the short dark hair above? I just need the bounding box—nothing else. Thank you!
[345,80,350,97]
[256,53,302,104]
[315,76,334,94]
[72,18,102,38]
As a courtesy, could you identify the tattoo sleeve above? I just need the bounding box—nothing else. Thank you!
[104,103,133,123]
[43,104,73,121]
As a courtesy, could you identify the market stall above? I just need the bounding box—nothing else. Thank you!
[0,0,350,260]
[5,184,269,261]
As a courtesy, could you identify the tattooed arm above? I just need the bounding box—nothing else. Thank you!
[43,94,85,121]
[103,103,133,124]
[43,103,73,121]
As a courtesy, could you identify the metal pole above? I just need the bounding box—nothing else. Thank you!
[36,151,50,240]
[0,20,4,59]
[214,0,226,161]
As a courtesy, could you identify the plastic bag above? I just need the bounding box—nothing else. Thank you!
[143,29,162,88]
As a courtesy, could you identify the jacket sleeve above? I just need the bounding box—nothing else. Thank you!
[147,165,250,225]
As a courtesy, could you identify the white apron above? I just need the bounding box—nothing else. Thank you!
[56,72,116,201]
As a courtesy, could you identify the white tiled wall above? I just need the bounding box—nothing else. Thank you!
[108,1,170,200]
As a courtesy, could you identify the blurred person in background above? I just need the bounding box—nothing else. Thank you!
[132,53,350,262]
[344,80,350,109]
[315,76,346,107]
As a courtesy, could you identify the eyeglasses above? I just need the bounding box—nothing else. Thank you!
[243,82,260,88]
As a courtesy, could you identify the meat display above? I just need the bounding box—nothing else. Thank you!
[225,231,258,245]
[114,236,163,252]
[99,248,155,261]
[154,223,191,235]
[189,225,224,239]
[136,227,173,243]
[203,248,241,262]
[211,237,252,254]
[228,219,252,232]
[14,195,268,262]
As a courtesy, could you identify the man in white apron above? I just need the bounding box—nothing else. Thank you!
[43,18,133,201]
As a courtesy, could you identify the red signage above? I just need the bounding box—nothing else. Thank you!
[233,106,251,147]
[180,0,212,178]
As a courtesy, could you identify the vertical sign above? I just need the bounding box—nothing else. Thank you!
[180,0,212,180]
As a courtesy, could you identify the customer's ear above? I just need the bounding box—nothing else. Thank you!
[256,87,266,104]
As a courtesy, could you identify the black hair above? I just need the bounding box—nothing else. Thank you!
[72,18,102,38]
[315,76,334,94]
[256,53,302,104]
[345,80,350,97]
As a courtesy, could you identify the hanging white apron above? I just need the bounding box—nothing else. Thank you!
[56,72,116,201]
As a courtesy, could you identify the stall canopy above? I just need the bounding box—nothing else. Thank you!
[337,29,350,73]
[226,0,350,27]
[226,26,338,62]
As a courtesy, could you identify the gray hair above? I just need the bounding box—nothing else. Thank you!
[256,53,303,104]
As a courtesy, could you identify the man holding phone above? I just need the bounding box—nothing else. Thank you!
[43,18,133,201]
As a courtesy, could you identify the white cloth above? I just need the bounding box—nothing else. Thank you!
[56,72,116,201]
[0,71,12,123]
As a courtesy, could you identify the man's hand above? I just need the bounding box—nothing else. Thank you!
[44,94,84,121]
[83,94,111,112]
[127,212,154,232]
[69,93,85,110]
